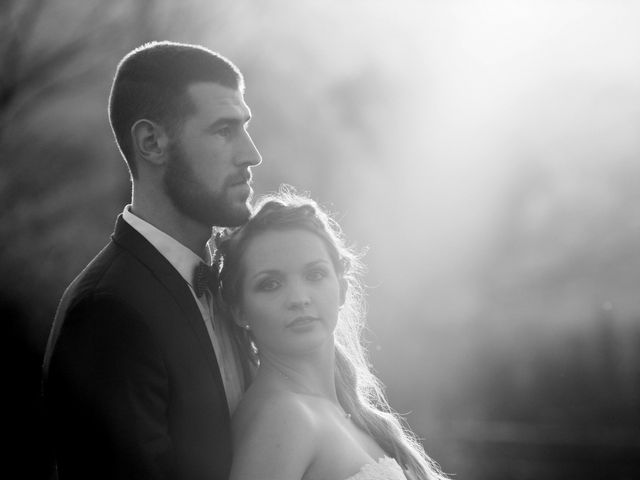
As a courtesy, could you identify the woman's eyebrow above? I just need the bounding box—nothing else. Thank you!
[248,269,281,282]
[248,259,330,281]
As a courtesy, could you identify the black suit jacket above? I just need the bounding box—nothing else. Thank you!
[43,216,234,480]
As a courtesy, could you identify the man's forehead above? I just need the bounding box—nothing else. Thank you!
[186,81,251,118]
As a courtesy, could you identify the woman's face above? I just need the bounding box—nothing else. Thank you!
[235,228,344,357]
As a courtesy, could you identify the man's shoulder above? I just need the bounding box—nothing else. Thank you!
[66,240,135,292]
[60,233,162,311]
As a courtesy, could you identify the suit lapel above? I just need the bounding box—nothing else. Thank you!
[112,216,228,407]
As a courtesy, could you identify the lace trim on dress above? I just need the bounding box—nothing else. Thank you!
[343,456,407,480]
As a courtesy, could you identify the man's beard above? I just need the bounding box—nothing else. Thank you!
[163,142,252,228]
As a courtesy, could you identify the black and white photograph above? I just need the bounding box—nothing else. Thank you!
[3,1,640,479]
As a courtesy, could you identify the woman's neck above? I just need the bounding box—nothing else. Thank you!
[258,344,338,403]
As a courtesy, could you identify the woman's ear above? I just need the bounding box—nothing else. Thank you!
[339,277,348,307]
[131,119,170,166]
[231,306,247,329]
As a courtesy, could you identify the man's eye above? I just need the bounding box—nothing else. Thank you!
[215,125,232,138]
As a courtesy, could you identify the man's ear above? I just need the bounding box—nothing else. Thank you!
[131,119,170,166]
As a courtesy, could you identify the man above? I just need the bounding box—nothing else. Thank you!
[43,41,261,480]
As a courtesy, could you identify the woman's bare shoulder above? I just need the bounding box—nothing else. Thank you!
[230,388,319,480]
[233,386,317,443]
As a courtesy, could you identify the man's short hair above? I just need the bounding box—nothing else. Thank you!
[108,41,244,178]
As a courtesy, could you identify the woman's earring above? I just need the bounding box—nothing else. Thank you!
[242,324,251,331]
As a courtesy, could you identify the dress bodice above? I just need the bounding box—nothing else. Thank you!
[344,457,407,480]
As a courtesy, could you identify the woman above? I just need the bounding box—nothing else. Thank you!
[213,189,447,480]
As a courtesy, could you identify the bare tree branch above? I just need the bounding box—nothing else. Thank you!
[0,0,47,110]
[0,0,159,141]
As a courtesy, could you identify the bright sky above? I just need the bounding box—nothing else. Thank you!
[194,0,640,325]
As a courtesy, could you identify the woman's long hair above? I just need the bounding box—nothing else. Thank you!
[213,187,447,480]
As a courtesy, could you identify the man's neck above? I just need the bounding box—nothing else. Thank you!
[130,195,210,258]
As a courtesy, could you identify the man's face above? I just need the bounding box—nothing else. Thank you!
[163,82,262,228]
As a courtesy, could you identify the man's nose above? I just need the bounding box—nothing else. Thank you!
[236,130,262,167]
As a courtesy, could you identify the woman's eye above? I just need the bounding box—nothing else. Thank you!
[257,279,280,292]
[306,269,327,281]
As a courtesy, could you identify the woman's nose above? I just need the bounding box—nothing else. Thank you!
[287,282,311,309]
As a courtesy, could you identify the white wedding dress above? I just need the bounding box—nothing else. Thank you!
[344,457,408,480]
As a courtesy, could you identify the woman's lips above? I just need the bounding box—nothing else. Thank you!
[287,316,319,329]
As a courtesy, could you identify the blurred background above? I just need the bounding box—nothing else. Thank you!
[2,0,639,478]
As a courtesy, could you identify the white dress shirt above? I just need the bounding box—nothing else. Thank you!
[122,206,244,413]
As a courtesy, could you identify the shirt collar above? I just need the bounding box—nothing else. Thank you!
[122,205,211,286]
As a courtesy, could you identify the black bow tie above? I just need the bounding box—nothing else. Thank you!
[192,262,219,297]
